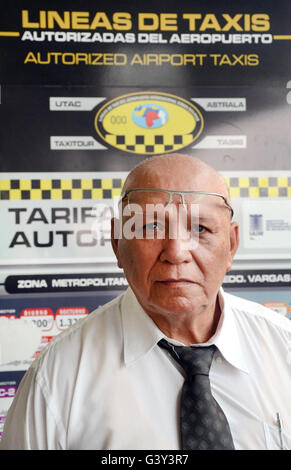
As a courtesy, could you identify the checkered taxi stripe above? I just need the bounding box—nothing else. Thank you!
[0,178,125,200]
[105,133,193,154]
[0,177,291,200]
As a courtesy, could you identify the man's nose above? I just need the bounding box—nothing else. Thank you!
[159,237,194,264]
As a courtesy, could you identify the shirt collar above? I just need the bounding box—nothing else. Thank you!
[121,286,249,374]
[211,288,249,374]
[121,288,164,367]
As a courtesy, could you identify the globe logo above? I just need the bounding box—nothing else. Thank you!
[132,103,169,129]
[94,92,204,155]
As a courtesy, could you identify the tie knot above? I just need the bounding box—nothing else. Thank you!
[158,338,216,377]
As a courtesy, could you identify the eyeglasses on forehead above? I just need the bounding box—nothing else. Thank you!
[120,188,234,219]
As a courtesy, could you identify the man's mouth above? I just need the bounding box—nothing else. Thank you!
[156,279,194,286]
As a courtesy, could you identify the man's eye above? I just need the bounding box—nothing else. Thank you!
[192,224,207,233]
[144,222,159,231]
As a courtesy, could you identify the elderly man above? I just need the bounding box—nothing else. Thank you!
[1,154,291,450]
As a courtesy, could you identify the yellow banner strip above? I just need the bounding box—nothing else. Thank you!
[0,31,20,37]
[273,35,291,40]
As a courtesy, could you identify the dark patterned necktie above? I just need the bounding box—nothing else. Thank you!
[158,338,235,450]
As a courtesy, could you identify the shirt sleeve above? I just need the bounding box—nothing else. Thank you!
[0,364,64,450]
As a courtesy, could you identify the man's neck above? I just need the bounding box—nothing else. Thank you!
[146,297,221,345]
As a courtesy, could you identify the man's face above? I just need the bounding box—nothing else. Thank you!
[112,163,239,322]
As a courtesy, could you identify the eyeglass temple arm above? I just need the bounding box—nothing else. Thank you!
[121,188,234,218]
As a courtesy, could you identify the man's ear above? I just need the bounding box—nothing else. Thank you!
[111,217,123,268]
[226,221,239,272]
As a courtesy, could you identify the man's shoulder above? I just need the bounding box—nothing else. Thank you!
[224,291,291,334]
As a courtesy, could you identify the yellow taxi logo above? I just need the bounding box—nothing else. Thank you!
[94,92,204,155]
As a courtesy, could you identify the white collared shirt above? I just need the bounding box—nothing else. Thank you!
[1,287,291,450]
